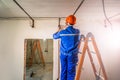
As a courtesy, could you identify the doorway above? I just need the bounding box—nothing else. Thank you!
[24,39,53,80]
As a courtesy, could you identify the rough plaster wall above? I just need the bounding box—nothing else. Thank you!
[76,17,120,80]
[0,17,120,80]
[0,19,58,80]
[46,39,53,63]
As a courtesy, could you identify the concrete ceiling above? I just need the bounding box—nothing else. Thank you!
[0,0,81,18]
[0,0,120,19]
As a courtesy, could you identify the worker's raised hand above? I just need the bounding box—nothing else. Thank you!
[57,25,67,32]
[59,25,67,30]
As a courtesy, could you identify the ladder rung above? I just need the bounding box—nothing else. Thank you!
[78,52,82,54]
[90,51,96,54]
[79,51,95,54]
[81,40,92,42]
[96,73,105,80]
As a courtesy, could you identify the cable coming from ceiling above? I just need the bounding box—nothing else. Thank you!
[73,0,113,29]
[102,0,112,28]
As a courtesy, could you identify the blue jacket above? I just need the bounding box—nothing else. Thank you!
[53,25,80,55]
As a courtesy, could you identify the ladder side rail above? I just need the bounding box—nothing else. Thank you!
[78,34,85,49]
[75,36,89,80]
[37,40,45,66]
[33,41,38,64]
[75,34,85,76]
[91,35,108,80]
[28,41,37,67]
[87,46,97,78]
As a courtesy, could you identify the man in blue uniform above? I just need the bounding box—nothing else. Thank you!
[53,15,80,80]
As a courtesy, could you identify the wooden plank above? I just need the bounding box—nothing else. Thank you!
[28,41,37,67]
[24,39,27,80]
[57,40,60,80]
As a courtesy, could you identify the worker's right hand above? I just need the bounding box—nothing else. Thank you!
[59,25,67,30]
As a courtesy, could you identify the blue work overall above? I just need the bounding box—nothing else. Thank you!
[53,26,80,80]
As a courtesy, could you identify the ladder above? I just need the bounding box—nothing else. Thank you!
[28,40,45,67]
[75,32,108,80]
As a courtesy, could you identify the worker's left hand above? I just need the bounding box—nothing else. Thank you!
[60,25,67,30]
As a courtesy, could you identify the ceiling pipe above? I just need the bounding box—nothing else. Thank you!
[58,18,61,28]
[73,0,85,15]
[13,0,34,28]
[0,17,66,20]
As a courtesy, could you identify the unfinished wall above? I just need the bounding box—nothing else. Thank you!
[0,16,120,80]
[0,19,58,80]
[75,0,120,79]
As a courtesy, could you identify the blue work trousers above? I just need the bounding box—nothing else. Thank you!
[60,53,78,80]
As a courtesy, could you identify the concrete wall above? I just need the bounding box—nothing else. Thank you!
[76,16,120,80]
[0,17,120,80]
[0,19,57,80]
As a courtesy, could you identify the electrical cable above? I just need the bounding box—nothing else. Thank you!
[102,0,112,28]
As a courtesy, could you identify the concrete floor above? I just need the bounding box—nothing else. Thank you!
[26,63,53,80]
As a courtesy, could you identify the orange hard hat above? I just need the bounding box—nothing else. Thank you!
[66,15,76,25]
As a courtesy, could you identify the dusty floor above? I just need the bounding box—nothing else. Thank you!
[26,63,53,80]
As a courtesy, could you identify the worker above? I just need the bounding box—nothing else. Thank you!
[53,15,80,80]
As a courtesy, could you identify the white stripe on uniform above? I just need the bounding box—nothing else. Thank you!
[60,34,80,36]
